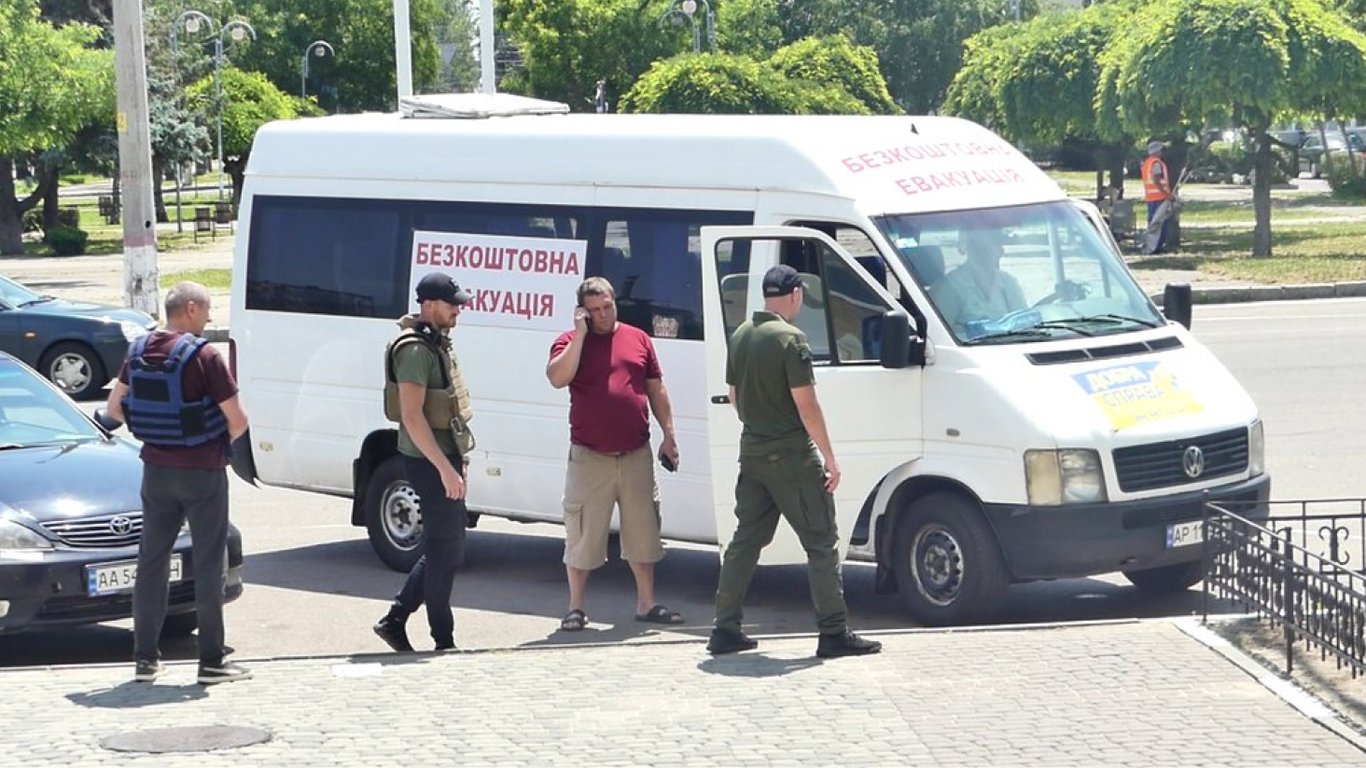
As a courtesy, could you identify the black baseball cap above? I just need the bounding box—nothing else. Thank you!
[415,272,472,305]
[762,264,803,297]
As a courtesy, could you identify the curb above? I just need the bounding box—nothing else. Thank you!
[1173,617,1366,753]
[1149,280,1366,306]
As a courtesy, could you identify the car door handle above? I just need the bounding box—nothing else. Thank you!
[710,394,730,404]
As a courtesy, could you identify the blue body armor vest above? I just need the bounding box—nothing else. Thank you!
[123,333,228,447]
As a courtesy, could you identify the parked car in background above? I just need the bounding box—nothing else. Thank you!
[0,352,243,636]
[1298,129,1366,178]
[0,273,156,400]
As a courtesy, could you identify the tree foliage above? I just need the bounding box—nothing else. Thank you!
[0,0,112,253]
[766,35,898,114]
[185,66,309,202]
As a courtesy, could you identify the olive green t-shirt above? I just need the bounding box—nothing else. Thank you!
[726,310,817,457]
[392,340,459,458]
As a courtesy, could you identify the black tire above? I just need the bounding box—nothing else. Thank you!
[1123,560,1203,593]
[891,492,1009,627]
[363,455,425,573]
[161,612,198,638]
[39,341,107,400]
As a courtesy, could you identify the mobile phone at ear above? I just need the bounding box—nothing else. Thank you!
[659,453,677,473]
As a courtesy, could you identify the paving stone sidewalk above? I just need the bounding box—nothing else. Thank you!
[2,620,1363,767]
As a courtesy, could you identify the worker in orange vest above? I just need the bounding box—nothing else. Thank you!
[1141,140,1174,253]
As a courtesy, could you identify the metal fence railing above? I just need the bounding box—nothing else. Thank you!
[1202,497,1366,678]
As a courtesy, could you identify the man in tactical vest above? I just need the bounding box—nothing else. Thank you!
[105,281,251,685]
[373,271,475,652]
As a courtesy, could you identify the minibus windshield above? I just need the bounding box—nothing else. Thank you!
[873,201,1164,344]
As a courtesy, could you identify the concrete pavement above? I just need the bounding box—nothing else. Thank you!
[2,618,1363,766]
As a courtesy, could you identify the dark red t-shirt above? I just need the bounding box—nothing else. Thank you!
[118,330,239,469]
[549,323,662,454]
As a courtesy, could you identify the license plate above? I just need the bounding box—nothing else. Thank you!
[1166,520,1204,548]
[86,555,183,596]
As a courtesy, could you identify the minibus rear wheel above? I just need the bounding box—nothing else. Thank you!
[1122,561,1203,593]
[363,456,426,573]
[893,492,1008,627]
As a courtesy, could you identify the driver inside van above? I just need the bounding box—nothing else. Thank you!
[932,228,1026,335]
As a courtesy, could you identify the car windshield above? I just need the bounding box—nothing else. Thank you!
[0,358,102,448]
[874,201,1165,344]
[0,274,44,306]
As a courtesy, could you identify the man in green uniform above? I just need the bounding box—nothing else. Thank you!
[708,264,882,659]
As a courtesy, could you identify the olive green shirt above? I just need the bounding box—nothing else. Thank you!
[726,310,817,457]
[393,340,459,458]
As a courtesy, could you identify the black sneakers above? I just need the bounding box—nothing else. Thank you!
[816,630,883,658]
[706,628,759,655]
[198,661,252,685]
[133,659,163,683]
[373,617,414,652]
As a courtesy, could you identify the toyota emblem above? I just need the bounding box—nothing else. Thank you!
[1182,446,1206,478]
[109,515,134,535]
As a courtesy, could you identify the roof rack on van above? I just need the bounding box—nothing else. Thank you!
[398,93,571,120]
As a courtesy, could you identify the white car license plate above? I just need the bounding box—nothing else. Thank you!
[1166,520,1204,549]
[86,555,183,596]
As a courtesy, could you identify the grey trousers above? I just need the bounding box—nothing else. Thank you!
[133,464,230,666]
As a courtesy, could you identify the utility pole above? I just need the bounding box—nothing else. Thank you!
[480,0,495,94]
[112,0,159,317]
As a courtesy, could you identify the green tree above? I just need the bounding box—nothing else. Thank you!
[498,0,683,110]
[233,0,443,112]
[766,34,899,114]
[437,0,479,92]
[0,0,112,253]
[947,3,1138,198]
[185,67,308,205]
[1098,0,1366,256]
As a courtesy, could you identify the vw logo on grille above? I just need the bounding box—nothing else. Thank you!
[109,515,134,535]
[1182,446,1206,478]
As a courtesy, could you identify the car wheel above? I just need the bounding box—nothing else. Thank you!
[161,612,198,637]
[39,341,107,400]
[1122,560,1203,593]
[891,492,1009,626]
[363,455,426,573]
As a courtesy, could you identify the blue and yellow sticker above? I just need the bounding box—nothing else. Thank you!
[1072,361,1203,431]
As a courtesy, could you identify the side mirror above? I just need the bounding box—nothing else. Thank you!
[92,408,123,432]
[878,311,922,369]
[1162,283,1193,329]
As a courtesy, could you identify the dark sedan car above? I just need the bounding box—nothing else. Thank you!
[0,273,157,400]
[0,352,242,636]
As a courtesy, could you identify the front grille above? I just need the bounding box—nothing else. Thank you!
[1113,427,1249,493]
[42,512,142,548]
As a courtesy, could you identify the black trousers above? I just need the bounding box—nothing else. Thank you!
[390,453,467,647]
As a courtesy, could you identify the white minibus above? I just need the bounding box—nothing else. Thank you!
[229,95,1269,625]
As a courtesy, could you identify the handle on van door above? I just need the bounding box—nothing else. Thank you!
[710,394,731,404]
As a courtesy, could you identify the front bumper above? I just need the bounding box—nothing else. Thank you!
[0,526,244,634]
[984,473,1271,581]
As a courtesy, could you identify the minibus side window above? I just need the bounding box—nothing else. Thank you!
[246,197,406,318]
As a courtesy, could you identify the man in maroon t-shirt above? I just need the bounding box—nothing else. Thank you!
[546,277,683,631]
[106,282,250,685]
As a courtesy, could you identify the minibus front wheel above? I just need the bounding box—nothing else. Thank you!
[892,492,1008,627]
[363,456,426,573]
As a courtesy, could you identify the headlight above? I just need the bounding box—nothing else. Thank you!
[1248,420,1265,476]
[0,518,54,551]
[1025,449,1107,505]
[120,320,151,342]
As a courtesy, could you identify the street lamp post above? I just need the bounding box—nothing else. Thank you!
[170,11,254,201]
[659,0,715,53]
[301,40,335,100]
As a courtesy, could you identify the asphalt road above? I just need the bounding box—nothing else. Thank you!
[3,297,1363,666]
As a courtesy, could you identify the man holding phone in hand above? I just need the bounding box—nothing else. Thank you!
[546,277,683,632]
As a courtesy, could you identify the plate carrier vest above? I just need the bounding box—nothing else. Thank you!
[124,333,228,447]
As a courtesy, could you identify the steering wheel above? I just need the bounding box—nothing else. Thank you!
[1032,279,1089,308]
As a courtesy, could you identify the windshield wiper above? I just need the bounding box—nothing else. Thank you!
[18,296,55,307]
[0,443,28,451]
[1081,313,1162,328]
[1026,321,1097,337]
[963,328,1057,345]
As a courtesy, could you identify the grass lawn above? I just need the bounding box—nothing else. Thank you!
[161,268,231,289]
[22,191,235,257]
[1048,169,1366,284]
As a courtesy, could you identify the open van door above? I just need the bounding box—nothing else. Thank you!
[699,225,925,565]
